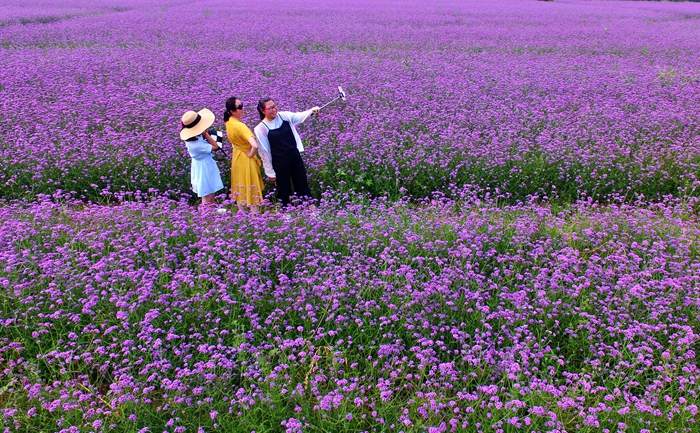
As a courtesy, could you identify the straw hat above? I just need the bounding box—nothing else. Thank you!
[180,108,215,140]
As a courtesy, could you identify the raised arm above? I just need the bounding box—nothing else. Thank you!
[202,130,220,151]
[285,107,320,125]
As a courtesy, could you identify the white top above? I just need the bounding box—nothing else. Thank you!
[253,109,315,178]
[185,136,223,198]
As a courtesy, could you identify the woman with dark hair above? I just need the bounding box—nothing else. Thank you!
[253,98,320,207]
[224,96,263,213]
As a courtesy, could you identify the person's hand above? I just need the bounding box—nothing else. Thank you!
[202,130,220,150]
[311,106,320,115]
[268,177,276,183]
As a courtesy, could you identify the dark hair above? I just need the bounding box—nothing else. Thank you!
[223,97,240,122]
[257,97,274,120]
[184,135,199,142]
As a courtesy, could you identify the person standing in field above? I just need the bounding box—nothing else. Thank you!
[180,108,224,208]
[224,96,264,214]
[254,97,320,207]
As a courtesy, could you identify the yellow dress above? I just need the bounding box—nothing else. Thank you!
[225,118,264,206]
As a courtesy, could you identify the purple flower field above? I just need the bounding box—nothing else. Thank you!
[2,0,700,432]
[1,0,699,202]
[2,195,700,433]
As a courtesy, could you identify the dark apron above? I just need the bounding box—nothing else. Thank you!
[262,118,312,206]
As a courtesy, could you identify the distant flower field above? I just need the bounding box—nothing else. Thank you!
[0,0,699,203]
[2,1,700,433]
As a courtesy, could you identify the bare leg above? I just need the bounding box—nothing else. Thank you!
[201,193,216,205]
[200,193,216,214]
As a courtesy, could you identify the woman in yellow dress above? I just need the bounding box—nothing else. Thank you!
[224,96,264,213]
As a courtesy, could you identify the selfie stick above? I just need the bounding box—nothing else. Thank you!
[319,86,347,110]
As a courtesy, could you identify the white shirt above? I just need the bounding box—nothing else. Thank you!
[254,109,314,178]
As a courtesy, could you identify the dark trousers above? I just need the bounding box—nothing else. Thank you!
[271,150,312,206]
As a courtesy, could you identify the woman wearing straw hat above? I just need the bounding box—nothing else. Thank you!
[224,96,264,214]
[180,108,224,207]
